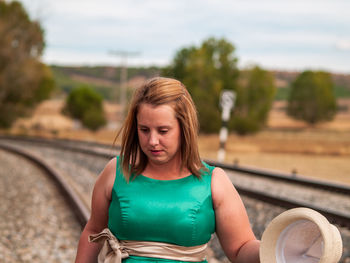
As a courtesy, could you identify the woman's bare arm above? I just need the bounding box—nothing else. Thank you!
[212,167,260,263]
[75,157,116,263]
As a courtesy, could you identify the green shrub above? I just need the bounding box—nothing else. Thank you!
[287,71,336,124]
[230,66,276,135]
[231,117,260,135]
[82,108,106,131]
[64,85,106,130]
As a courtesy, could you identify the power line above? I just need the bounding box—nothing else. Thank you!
[108,50,140,120]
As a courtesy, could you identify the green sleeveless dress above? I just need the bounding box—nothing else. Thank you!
[108,156,216,263]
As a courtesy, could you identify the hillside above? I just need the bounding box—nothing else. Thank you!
[272,70,350,100]
[50,65,350,101]
[50,65,161,101]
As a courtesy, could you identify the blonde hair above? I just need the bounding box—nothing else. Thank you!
[116,77,204,180]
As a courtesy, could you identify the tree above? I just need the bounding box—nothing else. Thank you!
[64,85,106,131]
[287,70,336,124]
[231,66,276,135]
[0,1,55,128]
[164,38,275,134]
[163,37,239,133]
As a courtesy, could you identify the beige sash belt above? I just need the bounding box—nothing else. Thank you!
[89,228,207,263]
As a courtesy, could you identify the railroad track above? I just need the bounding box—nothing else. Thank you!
[0,142,89,226]
[1,135,349,229]
[0,144,83,262]
[206,160,350,229]
[1,135,349,262]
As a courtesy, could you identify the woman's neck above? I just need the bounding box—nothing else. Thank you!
[143,159,190,180]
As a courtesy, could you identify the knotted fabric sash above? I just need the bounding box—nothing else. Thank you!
[89,228,208,263]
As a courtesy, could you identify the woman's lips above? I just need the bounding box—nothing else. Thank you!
[150,149,163,155]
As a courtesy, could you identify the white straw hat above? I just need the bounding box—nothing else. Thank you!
[260,207,343,263]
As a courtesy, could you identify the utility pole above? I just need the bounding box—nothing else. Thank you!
[109,50,140,120]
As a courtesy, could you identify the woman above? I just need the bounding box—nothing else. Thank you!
[75,77,260,263]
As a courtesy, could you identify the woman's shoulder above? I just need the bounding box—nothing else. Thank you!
[103,157,118,176]
[96,157,118,193]
[211,166,242,209]
[211,166,232,186]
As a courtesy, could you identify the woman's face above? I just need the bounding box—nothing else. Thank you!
[137,103,181,166]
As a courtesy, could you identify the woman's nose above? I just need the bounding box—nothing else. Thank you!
[149,132,159,146]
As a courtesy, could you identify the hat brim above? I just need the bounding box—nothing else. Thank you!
[260,207,343,263]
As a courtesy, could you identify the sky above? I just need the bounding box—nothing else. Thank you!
[17,0,350,73]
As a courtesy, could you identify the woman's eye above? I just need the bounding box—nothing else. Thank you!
[159,130,168,134]
[139,128,149,133]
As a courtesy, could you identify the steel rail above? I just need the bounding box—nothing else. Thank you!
[3,135,350,194]
[205,159,350,195]
[1,135,350,229]
[235,185,350,228]
[7,135,349,194]
[0,135,117,150]
[0,142,90,228]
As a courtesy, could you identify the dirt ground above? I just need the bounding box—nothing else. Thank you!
[5,98,350,186]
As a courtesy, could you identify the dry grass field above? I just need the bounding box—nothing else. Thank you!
[200,99,350,186]
[198,132,350,186]
[4,98,350,186]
